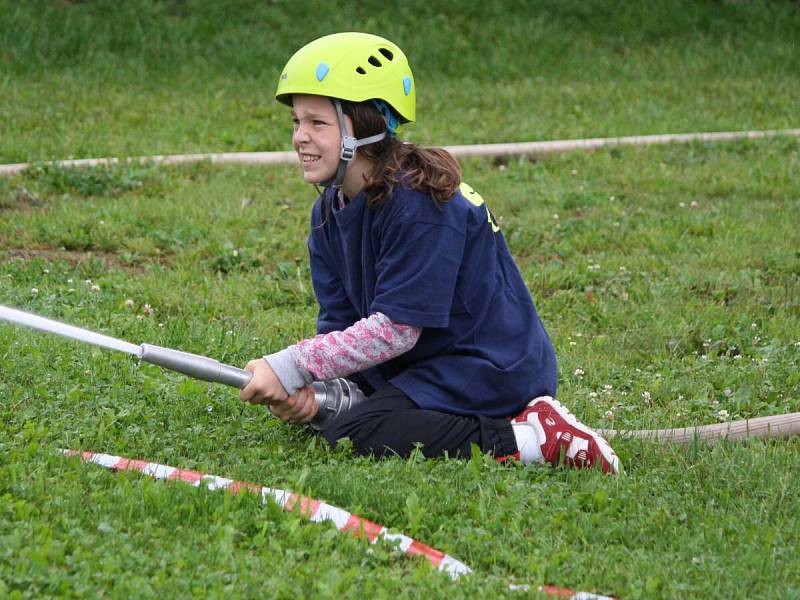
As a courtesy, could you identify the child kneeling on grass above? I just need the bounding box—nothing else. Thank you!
[239,32,619,474]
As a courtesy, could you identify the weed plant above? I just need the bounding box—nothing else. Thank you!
[1,1,800,598]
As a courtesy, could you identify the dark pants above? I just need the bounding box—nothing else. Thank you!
[321,384,519,459]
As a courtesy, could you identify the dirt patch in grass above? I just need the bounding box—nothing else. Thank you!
[0,185,48,212]
[1,246,169,273]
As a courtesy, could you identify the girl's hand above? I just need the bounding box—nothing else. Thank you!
[239,358,288,406]
[238,359,318,424]
[270,385,319,425]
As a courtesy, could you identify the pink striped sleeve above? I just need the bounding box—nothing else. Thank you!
[289,312,421,381]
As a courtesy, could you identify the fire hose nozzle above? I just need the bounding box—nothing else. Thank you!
[139,343,253,388]
[139,344,367,429]
[310,379,365,431]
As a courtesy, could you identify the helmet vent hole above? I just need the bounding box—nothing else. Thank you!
[379,48,394,61]
[368,55,382,67]
[356,66,366,75]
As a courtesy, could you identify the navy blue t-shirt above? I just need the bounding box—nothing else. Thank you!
[307,182,557,418]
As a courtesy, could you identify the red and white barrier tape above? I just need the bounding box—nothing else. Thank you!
[62,449,617,599]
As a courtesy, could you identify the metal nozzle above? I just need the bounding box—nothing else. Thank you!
[310,378,365,431]
[140,343,365,428]
[139,343,253,388]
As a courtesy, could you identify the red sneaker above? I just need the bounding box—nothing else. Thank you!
[509,397,620,475]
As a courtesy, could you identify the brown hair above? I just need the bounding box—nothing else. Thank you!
[339,100,461,207]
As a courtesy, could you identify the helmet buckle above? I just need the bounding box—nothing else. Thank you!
[340,136,358,161]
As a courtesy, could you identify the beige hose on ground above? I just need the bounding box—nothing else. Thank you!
[599,412,800,445]
[2,129,799,176]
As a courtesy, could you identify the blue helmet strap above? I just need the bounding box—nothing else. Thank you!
[327,99,386,192]
[371,100,399,137]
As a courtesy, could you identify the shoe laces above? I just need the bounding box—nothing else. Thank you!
[549,398,579,424]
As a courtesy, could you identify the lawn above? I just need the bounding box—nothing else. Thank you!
[1,1,799,598]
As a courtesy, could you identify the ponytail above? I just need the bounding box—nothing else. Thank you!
[339,100,461,207]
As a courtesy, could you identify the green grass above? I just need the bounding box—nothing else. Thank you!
[2,1,800,598]
[1,0,799,162]
[2,138,799,599]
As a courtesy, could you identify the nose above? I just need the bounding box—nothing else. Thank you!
[293,123,311,147]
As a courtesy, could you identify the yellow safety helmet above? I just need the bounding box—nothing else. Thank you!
[276,32,416,123]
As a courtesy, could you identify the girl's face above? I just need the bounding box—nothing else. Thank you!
[291,94,352,185]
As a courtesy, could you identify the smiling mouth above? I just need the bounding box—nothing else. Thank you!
[300,153,321,165]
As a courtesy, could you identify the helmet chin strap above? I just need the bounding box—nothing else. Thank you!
[324,99,386,194]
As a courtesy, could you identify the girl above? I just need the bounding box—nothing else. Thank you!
[239,32,619,474]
